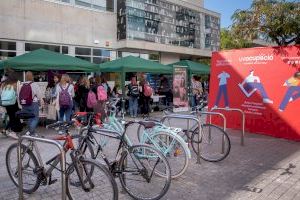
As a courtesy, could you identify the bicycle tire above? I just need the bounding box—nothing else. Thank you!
[142,131,190,179]
[6,143,40,194]
[191,124,231,162]
[118,144,171,200]
[66,158,118,200]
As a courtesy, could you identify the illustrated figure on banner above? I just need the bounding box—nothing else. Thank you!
[279,71,300,112]
[238,70,273,104]
[213,71,230,109]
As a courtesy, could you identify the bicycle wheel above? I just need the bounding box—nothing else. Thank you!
[143,131,190,178]
[66,158,118,200]
[118,144,171,200]
[191,124,231,162]
[6,143,40,194]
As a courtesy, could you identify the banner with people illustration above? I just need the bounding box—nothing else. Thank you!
[209,46,300,141]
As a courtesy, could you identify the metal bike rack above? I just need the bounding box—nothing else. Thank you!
[18,135,66,200]
[211,107,245,146]
[191,111,227,154]
[160,113,203,164]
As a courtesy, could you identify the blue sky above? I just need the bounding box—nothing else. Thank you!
[204,0,253,28]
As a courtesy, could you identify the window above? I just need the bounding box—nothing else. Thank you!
[93,57,110,64]
[0,41,16,60]
[62,46,69,54]
[75,56,91,62]
[75,47,91,55]
[25,43,60,52]
[93,48,111,64]
[75,0,114,11]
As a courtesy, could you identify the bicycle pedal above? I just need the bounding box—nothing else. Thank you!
[49,178,58,185]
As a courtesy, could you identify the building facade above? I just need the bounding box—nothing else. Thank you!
[0,0,220,65]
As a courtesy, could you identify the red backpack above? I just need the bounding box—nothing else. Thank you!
[19,82,33,106]
[143,83,153,97]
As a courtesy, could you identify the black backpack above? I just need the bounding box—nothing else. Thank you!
[129,84,139,97]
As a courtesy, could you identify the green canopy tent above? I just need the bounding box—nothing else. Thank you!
[99,55,172,96]
[169,60,210,106]
[1,48,98,72]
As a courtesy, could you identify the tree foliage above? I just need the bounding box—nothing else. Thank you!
[231,0,300,46]
[220,28,252,50]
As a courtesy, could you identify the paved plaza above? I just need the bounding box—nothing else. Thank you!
[0,115,300,200]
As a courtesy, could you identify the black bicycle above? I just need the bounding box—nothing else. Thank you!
[74,104,171,200]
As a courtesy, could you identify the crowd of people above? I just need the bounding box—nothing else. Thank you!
[0,70,208,139]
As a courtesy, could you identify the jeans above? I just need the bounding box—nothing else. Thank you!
[5,103,22,132]
[141,96,151,115]
[245,82,269,99]
[279,86,300,110]
[59,106,72,122]
[215,84,229,107]
[22,102,39,134]
[129,97,138,117]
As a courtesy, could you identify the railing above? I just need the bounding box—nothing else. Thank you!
[17,135,66,200]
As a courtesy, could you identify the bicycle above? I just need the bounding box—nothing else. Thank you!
[75,101,171,200]
[6,114,118,200]
[90,98,190,179]
[138,100,231,162]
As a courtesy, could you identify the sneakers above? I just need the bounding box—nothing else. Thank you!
[7,130,18,140]
[263,98,273,104]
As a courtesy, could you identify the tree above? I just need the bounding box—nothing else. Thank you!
[231,0,300,46]
[220,28,252,50]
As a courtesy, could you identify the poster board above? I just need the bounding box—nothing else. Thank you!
[209,46,300,141]
[173,66,189,112]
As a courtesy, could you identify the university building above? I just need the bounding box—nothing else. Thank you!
[0,0,220,65]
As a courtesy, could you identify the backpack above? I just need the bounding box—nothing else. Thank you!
[143,83,153,97]
[59,84,71,108]
[87,90,97,108]
[1,85,16,106]
[129,84,139,97]
[97,85,108,101]
[19,82,33,106]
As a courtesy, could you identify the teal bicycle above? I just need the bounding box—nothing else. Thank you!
[76,99,171,200]
[101,98,191,179]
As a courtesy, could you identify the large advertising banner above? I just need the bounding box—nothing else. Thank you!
[209,46,300,141]
[173,66,189,112]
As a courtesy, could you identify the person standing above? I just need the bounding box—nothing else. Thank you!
[19,71,42,135]
[191,76,203,108]
[128,76,139,118]
[0,72,22,138]
[92,75,108,121]
[77,76,92,112]
[140,74,152,118]
[158,75,171,106]
[56,74,74,122]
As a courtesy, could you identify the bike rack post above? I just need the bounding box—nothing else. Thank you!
[191,111,227,154]
[160,114,202,164]
[211,107,245,146]
[18,135,66,200]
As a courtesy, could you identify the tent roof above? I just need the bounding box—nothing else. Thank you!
[1,49,97,72]
[169,60,210,74]
[99,56,172,73]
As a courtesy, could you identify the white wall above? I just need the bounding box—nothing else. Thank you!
[0,0,117,49]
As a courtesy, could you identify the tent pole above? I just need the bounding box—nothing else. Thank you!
[121,69,126,116]
[23,71,26,82]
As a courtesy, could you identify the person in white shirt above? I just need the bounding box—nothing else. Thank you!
[20,71,43,134]
[214,71,230,108]
[56,74,74,122]
[239,70,273,104]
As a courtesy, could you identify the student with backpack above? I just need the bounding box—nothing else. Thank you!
[56,74,74,122]
[139,74,153,118]
[0,72,22,138]
[19,71,42,135]
[91,75,108,121]
[127,76,139,118]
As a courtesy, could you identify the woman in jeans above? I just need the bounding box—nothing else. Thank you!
[128,76,139,118]
[0,72,22,138]
[56,74,74,122]
[20,71,42,135]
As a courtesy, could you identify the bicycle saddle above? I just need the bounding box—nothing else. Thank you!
[138,121,157,129]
